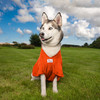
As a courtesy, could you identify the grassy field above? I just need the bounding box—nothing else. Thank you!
[0,47,100,100]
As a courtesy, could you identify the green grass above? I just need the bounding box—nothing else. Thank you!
[0,47,100,100]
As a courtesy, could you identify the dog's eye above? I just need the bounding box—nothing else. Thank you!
[42,27,44,30]
[48,27,53,30]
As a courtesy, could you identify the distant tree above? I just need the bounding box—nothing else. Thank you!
[12,41,18,44]
[89,37,100,49]
[83,42,88,47]
[12,41,19,46]
[29,34,41,46]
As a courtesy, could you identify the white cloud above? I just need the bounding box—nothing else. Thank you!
[37,27,40,31]
[3,6,14,11]
[16,14,34,23]
[8,23,11,25]
[29,1,71,37]
[16,28,23,35]
[29,0,57,22]
[24,29,33,34]
[14,0,68,24]
[8,6,14,11]
[13,0,100,41]
[0,28,3,34]
[71,20,100,40]
[42,0,100,40]
[13,0,26,8]
[16,8,35,23]
[28,0,69,23]
[29,0,69,32]
[13,0,34,23]
[44,0,100,27]
[17,28,33,35]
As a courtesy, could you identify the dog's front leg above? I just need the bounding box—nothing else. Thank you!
[40,74,46,97]
[53,76,58,93]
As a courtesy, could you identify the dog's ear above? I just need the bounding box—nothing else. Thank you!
[42,12,48,24]
[54,12,62,26]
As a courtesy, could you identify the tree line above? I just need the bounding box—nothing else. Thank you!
[30,34,100,49]
[1,34,99,49]
[83,37,100,49]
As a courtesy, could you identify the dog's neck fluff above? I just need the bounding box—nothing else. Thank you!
[42,44,61,57]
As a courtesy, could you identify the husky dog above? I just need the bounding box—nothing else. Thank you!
[31,12,64,97]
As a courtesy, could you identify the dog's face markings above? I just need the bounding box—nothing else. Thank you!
[39,12,63,46]
[51,20,61,31]
[40,20,61,31]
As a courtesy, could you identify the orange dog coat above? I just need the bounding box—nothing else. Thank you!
[32,48,64,81]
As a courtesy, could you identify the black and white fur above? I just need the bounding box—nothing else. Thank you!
[31,12,63,97]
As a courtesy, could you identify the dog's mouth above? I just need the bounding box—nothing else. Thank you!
[41,36,52,41]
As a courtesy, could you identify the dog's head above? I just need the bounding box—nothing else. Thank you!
[39,12,63,46]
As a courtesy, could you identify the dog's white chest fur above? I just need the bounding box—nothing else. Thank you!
[42,44,61,57]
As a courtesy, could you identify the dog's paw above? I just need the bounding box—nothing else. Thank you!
[31,74,35,81]
[31,73,35,81]
[31,78,35,81]
[53,89,58,93]
[41,93,46,97]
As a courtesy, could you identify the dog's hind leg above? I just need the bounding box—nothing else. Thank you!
[53,76,58,93]
[40,74,46,97]
[31,73,40,81]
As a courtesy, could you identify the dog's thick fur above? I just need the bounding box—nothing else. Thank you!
[31,12,63,96]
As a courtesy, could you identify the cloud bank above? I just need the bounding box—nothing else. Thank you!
[13,0,100,41]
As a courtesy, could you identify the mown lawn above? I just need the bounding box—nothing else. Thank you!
[0,47,100,100]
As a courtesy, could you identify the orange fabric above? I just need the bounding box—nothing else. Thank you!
[32,48,64,81]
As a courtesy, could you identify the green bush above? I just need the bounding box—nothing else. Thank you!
[20,43,27,45]
[1,43,13,47]
[17,43,26,48]
[18,44,35,49]
[13,42,35,49]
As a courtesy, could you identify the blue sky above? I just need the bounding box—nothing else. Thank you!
[0,0,100,45]
[0,0,38,43]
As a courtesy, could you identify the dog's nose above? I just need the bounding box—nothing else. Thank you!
[39,32,44,37]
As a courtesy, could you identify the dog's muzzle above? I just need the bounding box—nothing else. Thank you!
[39,33,52,41]
[39,32,45,41]
[39,32,44,37]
